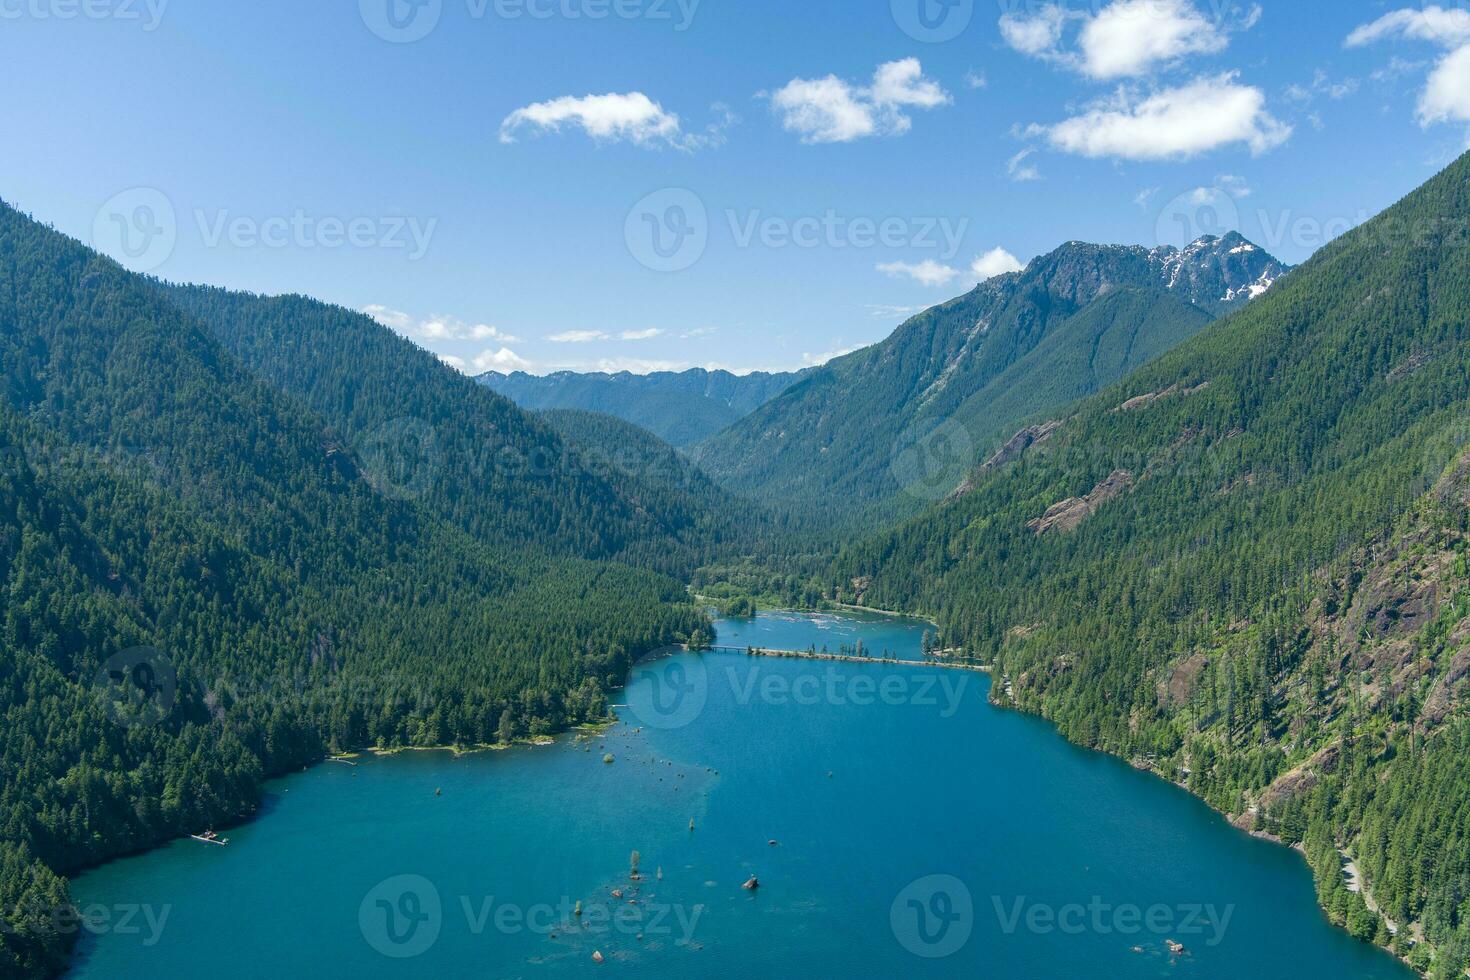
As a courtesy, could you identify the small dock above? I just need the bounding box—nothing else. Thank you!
[190,831,229,846]
[327,756,358,766]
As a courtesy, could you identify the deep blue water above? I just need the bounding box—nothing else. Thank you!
[68,611,1412,978]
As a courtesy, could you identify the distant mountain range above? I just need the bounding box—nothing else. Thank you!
[479,367,807,447]
[693,232,1289,528]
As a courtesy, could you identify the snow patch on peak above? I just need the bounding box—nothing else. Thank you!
[1222,268,1280,304]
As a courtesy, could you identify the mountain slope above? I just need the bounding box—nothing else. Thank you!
[479,367,805,447]
[0,201,710,976]
[834,152,1470,970]
[538,408,741,512]
[166,285,743,575]
[936,286,1213,473]
[695,233,1287,527]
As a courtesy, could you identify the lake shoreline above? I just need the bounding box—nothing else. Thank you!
[984,670,1423,975]
[66,609,1417,979]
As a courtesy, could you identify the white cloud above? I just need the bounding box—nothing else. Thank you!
[1348,8,1470,129]
[546,328,667,343]
[802,346,862,367]
[1217,173,1253,197]
[1079,0,1229,79]
[770,77,876,142]
[1317,71,1360,100]
[1001,0,1244,79]
[1000,3,1069,58]
[870,58,950,108]
[1028,73,1292,160]
[1288,69,1360,104]
[769,58,951,143]
[867,303,927,319]
[363,305,521,343]
[567,357,689,374]
[972,248,1026,281]
[1421,43,1470,123]
[1346,6,1470,48]
[547,330,610,343]
[1134,186,1161,209]
[499,92,722,149]
[1007,147,1042,181]
[442,347,535,375]
[966,71,988,89]
[362,304,415,331]
[1371,56,1431,83]
[876,259,962,287]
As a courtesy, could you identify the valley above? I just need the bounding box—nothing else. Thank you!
[2,70,1468,980]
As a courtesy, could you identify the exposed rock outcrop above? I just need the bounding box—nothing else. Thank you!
[1114,381,1210,413]
[981,420,1063,473]
[1028,471,1134,535]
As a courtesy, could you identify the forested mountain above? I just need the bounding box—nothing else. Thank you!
[833,152,1470,974]
[694,233,1287,529]
[167,285,746,576]
[0,202,711,976]
[537,409,745,519]
[479,367,805,447]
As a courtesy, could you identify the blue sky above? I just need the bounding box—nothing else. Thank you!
[2,1,1468,375]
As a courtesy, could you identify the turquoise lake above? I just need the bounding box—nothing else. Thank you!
[69,610,1413,978]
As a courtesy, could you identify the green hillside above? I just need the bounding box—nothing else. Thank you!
[166,285,743,576]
